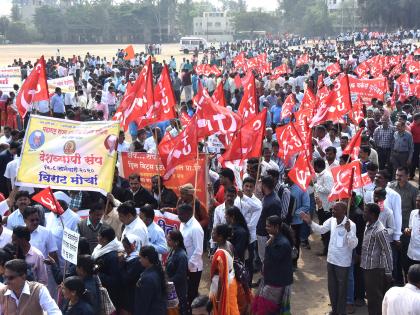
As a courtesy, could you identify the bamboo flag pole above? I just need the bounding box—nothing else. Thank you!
[347,167,355,219]
[192,145,200,217]
[153,127,162,208]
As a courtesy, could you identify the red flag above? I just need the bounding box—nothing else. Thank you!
[270,64,291,79]
[136,65,176,128]
[288,152,314,191]
[317,73,324,90]
[348,76,388,101]
[233,52,245,68]
[234,74,242,89]
[326,62,341,76]
[276,122,304,162]
[366,55,385,77]
[219,108,267,164]
[310,75,352,127]
[406,61,420,75]
[342,128,364,160]
[210,65,222,77]
[300,88,317,111]
[180,111,192,126]
[16,55,49,117]
[123,57,154,131]
[158,117,198,174]
[212,82,226,107]
[349,97,364,124]
[123,45,135,60]
[237,72,257,122]
[32,187,64,215]
[296,54,309,67]
[280,93,296,121]
[328,161,370,201]
[354,61,369,78]
[195,91,241,139]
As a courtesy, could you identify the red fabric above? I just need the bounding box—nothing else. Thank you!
[342,127,364,160]
[212,82,226,107]
[0,100,7,127]
[288,152,314,191]
[296,54,309,67]
[32,187,65,215]
[6,106,17,129]
[326,62,341,76]
[300,88,316,111]
[237,73,257,123]
[275,122,304,163]
[280,94,296,121]
[410,122,420,143]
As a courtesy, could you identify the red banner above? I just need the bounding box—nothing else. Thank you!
[119,152,208,210]
[348,76,387,102]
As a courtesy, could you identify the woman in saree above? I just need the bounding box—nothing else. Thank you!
[252,215,294,315]
[209,224,240,315]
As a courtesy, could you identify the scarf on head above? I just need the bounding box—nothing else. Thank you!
[91,238,124,260]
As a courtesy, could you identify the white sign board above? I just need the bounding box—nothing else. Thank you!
[61,227,79,265]
[0,67,22,93]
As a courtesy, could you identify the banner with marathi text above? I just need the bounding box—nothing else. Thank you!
[47,76,75,94]
[16,115,120,194]
[0,67,21,93]
[119,152,208,210]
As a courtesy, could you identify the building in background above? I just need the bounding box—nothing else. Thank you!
[193,11,234,42]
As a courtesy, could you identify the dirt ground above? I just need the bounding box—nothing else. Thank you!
[193,234,369,315]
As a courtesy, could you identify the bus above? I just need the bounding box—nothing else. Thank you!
[179,37,209,53]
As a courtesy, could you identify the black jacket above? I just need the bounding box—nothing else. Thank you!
[264,233,293,287]
[134,267,167,315]
[95,251,122,308]
[119,257,144,313]
[257,192,283,236]
[230,224,249,262]
[129,186,157,208]
[62,299,94,315]
[166,248,188,315]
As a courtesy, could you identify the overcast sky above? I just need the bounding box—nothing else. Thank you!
[0,0,278,17]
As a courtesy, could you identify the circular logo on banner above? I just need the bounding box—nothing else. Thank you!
[104,135,117,154]
[28,130,45,150]
[63,141,76,154]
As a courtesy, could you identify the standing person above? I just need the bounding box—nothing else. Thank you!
[172,72,182,104]
[373,188,395,242]
[91,227,123,309]
[0,214,12,248]
[135,246,167,315]
[301,202,358,315]
[7,191,37,231]
[252,215,293,315]
[390,121,414,173]
[178,204,204,309]
[404,194,420,270]
[373,116,395,170]
[51,87,66,118]
[0,259,61,314]
[382,264,420,315]
[361,203,393,315]
[11,226,48,285]
[119,234,144,315]
[409,113,420,180]
[126,173,157,208]
[117,200,148,248]
[61,276,95,315]
[0,141,19,197]
[75,255,101,315]
[285,169,310,269]
[151,175,178,209]
[256,176,285,266]
[166,230,189,315]
[139,204,168,255]
[77,200,105,253]
[225,206,250,263]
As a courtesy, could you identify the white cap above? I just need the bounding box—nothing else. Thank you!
[53,191,71,204]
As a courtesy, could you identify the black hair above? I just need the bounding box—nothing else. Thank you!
[90,199,105,212]
[365,202,380,218]
[373,187,386,200]
[242,177,256,186]
[225,206,250,244]
[14,190,30,201]
[377,169,391,182]
[58,199,68,211]
[139,204,155,220]
[261,175,275,191]
[266,215,295,246]
[78,237,91,256]
[0,249,13,267]
[13,226,30,241]
[360,145,371,155]
[128,173,141,181]
[213,224,231,241]
[396,166,409,175]
[219,168,235,183]
[99,227,115,243]
[117,200,137,217]
[76,255,95,276]
[407,264,420,285]
[225,186,237,195]
[168,230,186,252]
[177,204,193,215]
[139,246,167,296]
[267,169,280,179]
[22,206,39,220]
[4,259,27,276]
[366,162,378,172]
[325,146,337,154]
[313,157,326,171]
[63,276,93,304]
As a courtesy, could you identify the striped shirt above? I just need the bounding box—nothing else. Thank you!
[361,220,393,274]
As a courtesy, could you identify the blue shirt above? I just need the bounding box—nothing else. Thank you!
[147,222,168,255]
[289,184,310,224]
[51,94,65,113]
[271,105,282,125]
[266,95,277,108]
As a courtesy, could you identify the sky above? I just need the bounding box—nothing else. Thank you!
[0,0,278,17]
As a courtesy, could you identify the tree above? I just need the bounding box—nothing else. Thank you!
[34,6,66,43]
[11,4,21,22]
[0,17,10,36]
[233,10,280,38]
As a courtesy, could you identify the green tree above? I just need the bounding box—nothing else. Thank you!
[11,4,21,22]
[0,16,10,36]
[233,10,280,38]
[34,6,66,43]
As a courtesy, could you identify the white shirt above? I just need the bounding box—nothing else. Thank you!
[314,169,334,211]
[408,209,420,261]
[382,283,420,315]
[117,141,130,153]
[0,135,11,144]
[147,222,167,255]
[236,194,262,243]
[4,158,35,194]
[144,136,157,153]
[213,197,243,227]
[45,208,80,268]
[261,159,280,176]
[365,187,402,241]
[180,217,204,272]
[0,226,12,248]
[30,225,58,258]
[121,217,148,249]
[378,205,395,243]
[6,209,25,230]
[0,281,61,315]
[311,217,358,267]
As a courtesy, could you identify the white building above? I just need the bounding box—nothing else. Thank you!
[193,11,234,42]
[326,0,358,11]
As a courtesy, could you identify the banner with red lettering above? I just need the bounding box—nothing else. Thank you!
[348,76,388,102]
[119,152,208,210]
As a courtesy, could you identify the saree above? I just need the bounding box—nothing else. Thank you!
[251,279,291,315]
[209,249,240,315]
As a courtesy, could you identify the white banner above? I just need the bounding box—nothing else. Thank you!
[0,67,22,93]
[47,76,75,94]
[61,227,80,265]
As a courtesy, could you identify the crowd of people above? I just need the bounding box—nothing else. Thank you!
[0,29,419,315]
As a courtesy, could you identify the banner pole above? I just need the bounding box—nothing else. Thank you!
[193,146,200,217]
[153,128,162,209]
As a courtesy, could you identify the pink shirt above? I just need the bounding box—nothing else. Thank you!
[95,102,109,120]
[25,246,48,285]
